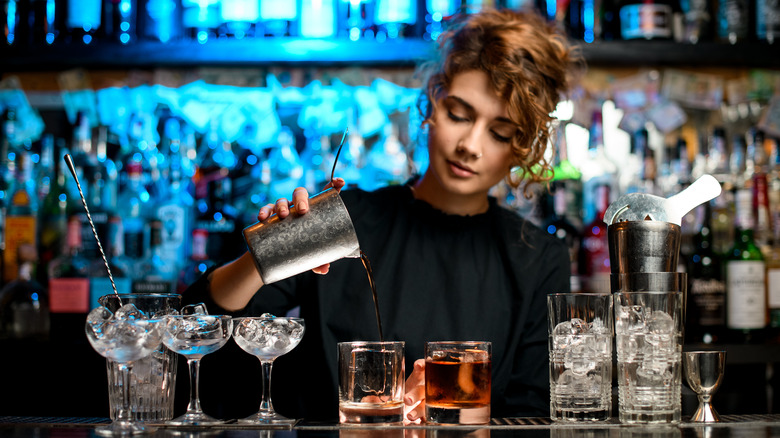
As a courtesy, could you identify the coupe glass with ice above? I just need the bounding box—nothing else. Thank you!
[425,341,492,425]
[615,290,683,424]
[161,304,233,426]
[85,303,164,436]
[232,314,305,425]
[548,293,613,422]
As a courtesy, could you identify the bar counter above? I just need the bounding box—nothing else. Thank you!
[3,416,780,437]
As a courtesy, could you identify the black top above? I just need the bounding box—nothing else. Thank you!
[184,183,570,421]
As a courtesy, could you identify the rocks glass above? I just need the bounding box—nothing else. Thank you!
[614,280,684,424]
[338,341,405,424]
[425,341,491,425]
[547,293,613,422]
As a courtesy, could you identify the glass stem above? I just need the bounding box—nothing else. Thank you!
[117,362,133,424]
[259,359,275,415]
[186,358,203,414]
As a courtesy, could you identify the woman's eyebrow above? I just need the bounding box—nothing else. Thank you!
[446,95,514,125]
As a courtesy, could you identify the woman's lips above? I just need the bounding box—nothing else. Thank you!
[448,160,477,177]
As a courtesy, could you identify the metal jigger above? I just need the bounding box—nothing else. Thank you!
[684,351,726,422]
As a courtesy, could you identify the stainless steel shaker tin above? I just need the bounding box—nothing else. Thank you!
[243,187,361,285]
[607,220,681,275]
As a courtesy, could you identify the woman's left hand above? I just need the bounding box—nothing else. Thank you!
[404,359,426,424]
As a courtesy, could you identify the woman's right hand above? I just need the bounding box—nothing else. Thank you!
[256,177,347,274]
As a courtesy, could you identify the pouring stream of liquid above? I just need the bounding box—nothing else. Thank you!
[64,154,120,300]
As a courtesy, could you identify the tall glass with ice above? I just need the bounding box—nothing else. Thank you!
[548,293,613,422]
[99,293,181,422]
[425,341,491,425]
[614,290,683,424]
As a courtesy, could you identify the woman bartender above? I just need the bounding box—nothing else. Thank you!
[184,7,582,423]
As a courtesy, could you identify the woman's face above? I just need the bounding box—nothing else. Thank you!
[426,70,517,200]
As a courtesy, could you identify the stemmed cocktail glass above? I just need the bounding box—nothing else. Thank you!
[233,314,305,425]
[162,308,233,426]
[85,303,164,436]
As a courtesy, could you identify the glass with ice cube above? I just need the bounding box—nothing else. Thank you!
[85,302,164,435]
[232,314,305,425]
[614,290,684,424]
[548,293,613,422]
[161,304,233,426]
[338,341,405,424]
[99,293,181,423]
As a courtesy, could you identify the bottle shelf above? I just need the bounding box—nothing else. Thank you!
[2,38,780,71]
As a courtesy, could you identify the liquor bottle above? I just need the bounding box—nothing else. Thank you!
[182,0,219,43]
[580,184,611,294]
[687,202,727,344]
[138,0,183,42]
[120,159,152,257]
[88,215,132,309]
[618,0,680,40]
[680,0,713,42]
[726,187,767,342]
[708,127,731,184]
[4,151,38,284]
[219,0,259,39]
[300,0,336,38]
[132,219,176,294]
[258,0,298,36]
[767,139,780,332]
[156,117,193,270]
[16,0,60,46]
[38,141,73,286]
[717,0,750,43]
[756,0,780,42]
[48,216,90,322]
[0,242,48,340]
[424,0,458,41]
[374,0,417,41]
[102,0,137,43]
[337,0,375,40]
[177,228,214,293]
[0,109,16,288]
[580,107,618,225]
[65,0,102,44]
[546,181,583,293]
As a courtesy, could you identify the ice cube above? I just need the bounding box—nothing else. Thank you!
[182,303,208,315]
[646,310,674,335]
[616,305,646,333]
[114,303,146,321]
[589,317,608,334]
[86,306,113,338]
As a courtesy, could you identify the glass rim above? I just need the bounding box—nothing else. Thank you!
[547,292,611,297]
[337,340,404,347]
[166,314,233,319]
[425,340,491,346]
[99,293,182,299]
[232,316,305,322]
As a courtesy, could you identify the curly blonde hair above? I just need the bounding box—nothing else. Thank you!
[417,8,583,195]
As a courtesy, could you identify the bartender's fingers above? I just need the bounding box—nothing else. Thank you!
[312,264,331,275]
[291,187,310,214]
[404,359,426,423]
[275,197,292,218]
[324,177,346,192]
[257,203,276,221]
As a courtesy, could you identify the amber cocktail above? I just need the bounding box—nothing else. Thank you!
[425,341,491,425]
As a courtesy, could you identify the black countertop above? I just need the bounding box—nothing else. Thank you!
[3,416,780,438]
